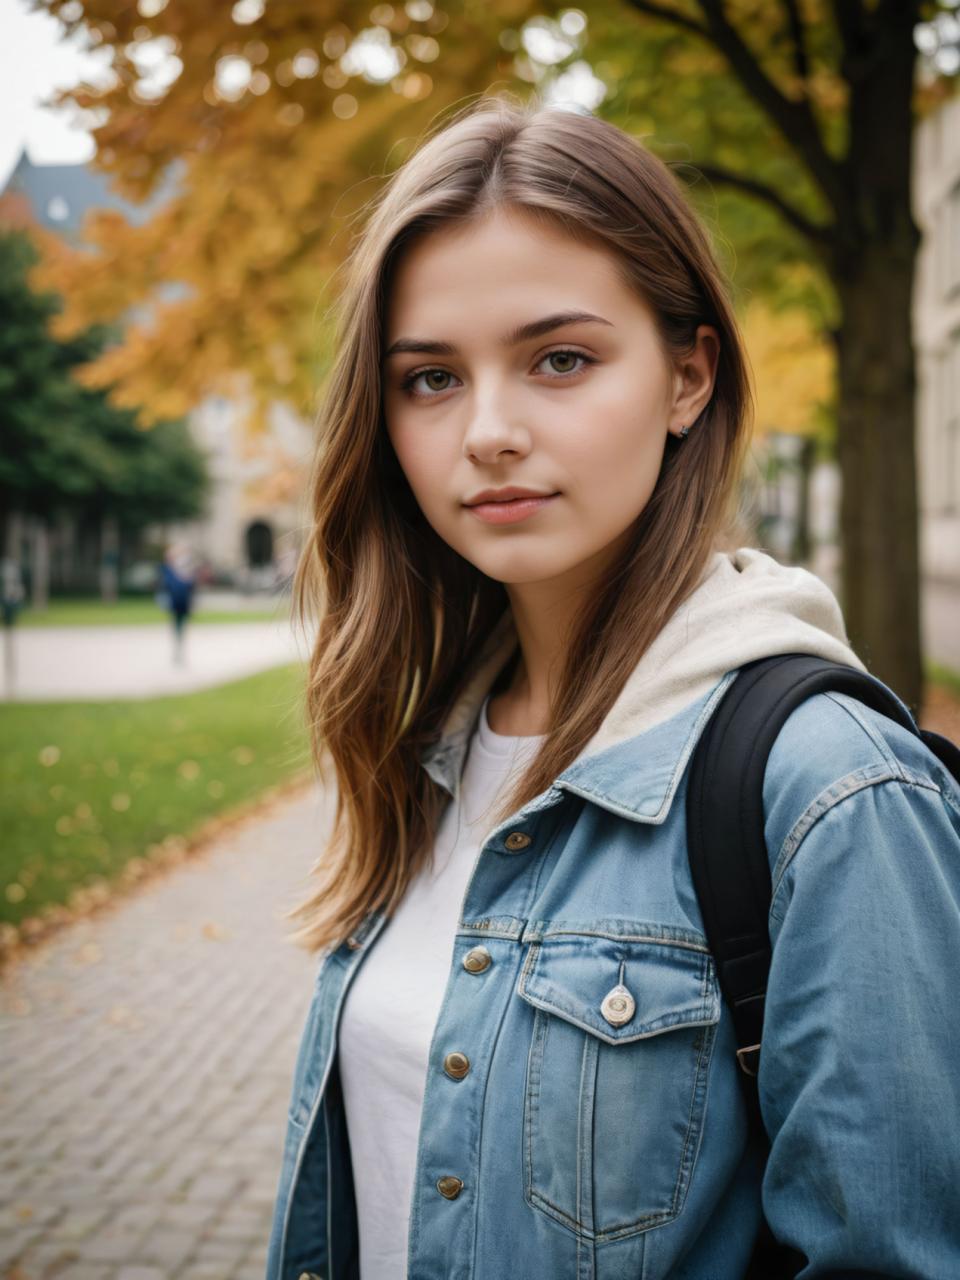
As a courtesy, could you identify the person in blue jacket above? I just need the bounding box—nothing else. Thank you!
[158,542,196,665]
[265,97,960,1280]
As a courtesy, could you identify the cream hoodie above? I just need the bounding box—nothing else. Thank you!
[421,546,868,785]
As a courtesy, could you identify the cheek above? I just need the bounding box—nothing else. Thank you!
[388,420,456,515]
[555,392,665,510]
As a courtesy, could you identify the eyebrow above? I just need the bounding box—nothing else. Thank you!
[383,310,613,360]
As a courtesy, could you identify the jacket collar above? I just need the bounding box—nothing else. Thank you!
[417,606,736,827]
[417,546,875,831]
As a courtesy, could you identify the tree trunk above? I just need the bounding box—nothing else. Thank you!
[100,514,119,603]
[4,511,22,564]
[834,231,923,714]
[791,436,816,566]
[30,518,50,611]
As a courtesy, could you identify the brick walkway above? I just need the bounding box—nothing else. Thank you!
[0,784,332,1280]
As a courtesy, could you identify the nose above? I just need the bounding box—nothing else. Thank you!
[461,389,532,464]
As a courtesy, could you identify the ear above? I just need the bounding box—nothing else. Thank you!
[668,325,720,439]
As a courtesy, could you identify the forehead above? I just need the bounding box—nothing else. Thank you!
[384,207,647,338]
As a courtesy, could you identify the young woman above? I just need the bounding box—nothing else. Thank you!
[265,98,960,1280]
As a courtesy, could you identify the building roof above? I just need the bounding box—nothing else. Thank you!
[1,150,178,238]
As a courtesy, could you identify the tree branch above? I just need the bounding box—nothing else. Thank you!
[684,161,836,250]
[783,0,810,86]
[694,0,849,222]
[621,0,710,40]
[830,0,867,68]
[621,0,854,229]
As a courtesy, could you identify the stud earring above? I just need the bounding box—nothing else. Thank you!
[678,424,690,440]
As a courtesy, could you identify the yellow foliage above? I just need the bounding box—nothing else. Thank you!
[26,0,861,434]
[742,293,833,439]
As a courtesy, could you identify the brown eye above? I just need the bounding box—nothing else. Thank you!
[539,349,596,378]
[399,367,459,398]
[547,351,579,373]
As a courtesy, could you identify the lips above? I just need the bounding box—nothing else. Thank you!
[464,493,560,525]
[465,488,557,505]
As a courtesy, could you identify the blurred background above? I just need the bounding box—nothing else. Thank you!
[1,1,959,1277]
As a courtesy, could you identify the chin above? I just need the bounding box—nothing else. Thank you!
[467,551,579,585]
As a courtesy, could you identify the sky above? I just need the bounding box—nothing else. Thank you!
[0,0,107,189]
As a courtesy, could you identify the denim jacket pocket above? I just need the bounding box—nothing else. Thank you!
[515,929,721,1243]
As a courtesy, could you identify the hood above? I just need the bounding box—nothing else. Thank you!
[418,546,868,809]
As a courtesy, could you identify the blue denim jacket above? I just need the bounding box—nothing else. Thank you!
[265,662,960,1279]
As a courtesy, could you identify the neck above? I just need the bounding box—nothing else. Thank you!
[488,533,628,735]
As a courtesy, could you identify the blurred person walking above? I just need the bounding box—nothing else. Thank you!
[158,541,196,666]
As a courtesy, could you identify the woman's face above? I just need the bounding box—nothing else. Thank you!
[382,206,717,593]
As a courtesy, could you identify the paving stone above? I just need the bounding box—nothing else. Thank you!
[135,1229,199,1270]
[188,1238,249,1269]
[76,1235,148,1266]
[12,1240,82,1278]
[0,1201,63,1234]
[177,1264,236,1280]
[0,1226,46,1268]
[46,1207,112,1241]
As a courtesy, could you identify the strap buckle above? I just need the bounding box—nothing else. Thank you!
[736,1043,761,1076]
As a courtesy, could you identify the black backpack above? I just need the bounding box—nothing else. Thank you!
[685,652,960,1278]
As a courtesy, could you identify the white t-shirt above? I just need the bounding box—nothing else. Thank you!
[338,693,546,1278]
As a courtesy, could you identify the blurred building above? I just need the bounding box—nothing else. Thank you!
[913,90,960,589]
[0,151,312,593]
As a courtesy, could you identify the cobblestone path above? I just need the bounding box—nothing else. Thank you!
[0,783,331,1280]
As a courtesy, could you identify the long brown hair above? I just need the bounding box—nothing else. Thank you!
[285,93,754,954]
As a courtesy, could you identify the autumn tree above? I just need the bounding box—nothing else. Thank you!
[585,0,957,713]
[31,0,956,707]
[0,228,208,601]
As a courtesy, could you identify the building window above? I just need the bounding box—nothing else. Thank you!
[46,195,70,222]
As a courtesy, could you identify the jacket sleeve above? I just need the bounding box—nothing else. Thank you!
[760,771,960,1277]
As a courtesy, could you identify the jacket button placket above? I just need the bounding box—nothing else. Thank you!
[410,931,516,1274]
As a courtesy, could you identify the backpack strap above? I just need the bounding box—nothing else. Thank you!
[686,651,958,1092]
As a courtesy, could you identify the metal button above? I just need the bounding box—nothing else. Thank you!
[600,983,636,1027]
[443,1051,470,1079]
[504,831,531,851]
[463,946,492,973]
[437,1175,463,1199]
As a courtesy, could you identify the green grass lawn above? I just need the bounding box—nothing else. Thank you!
[0,663,311,931]
[18,597,289,627]
[3,655,955,939]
